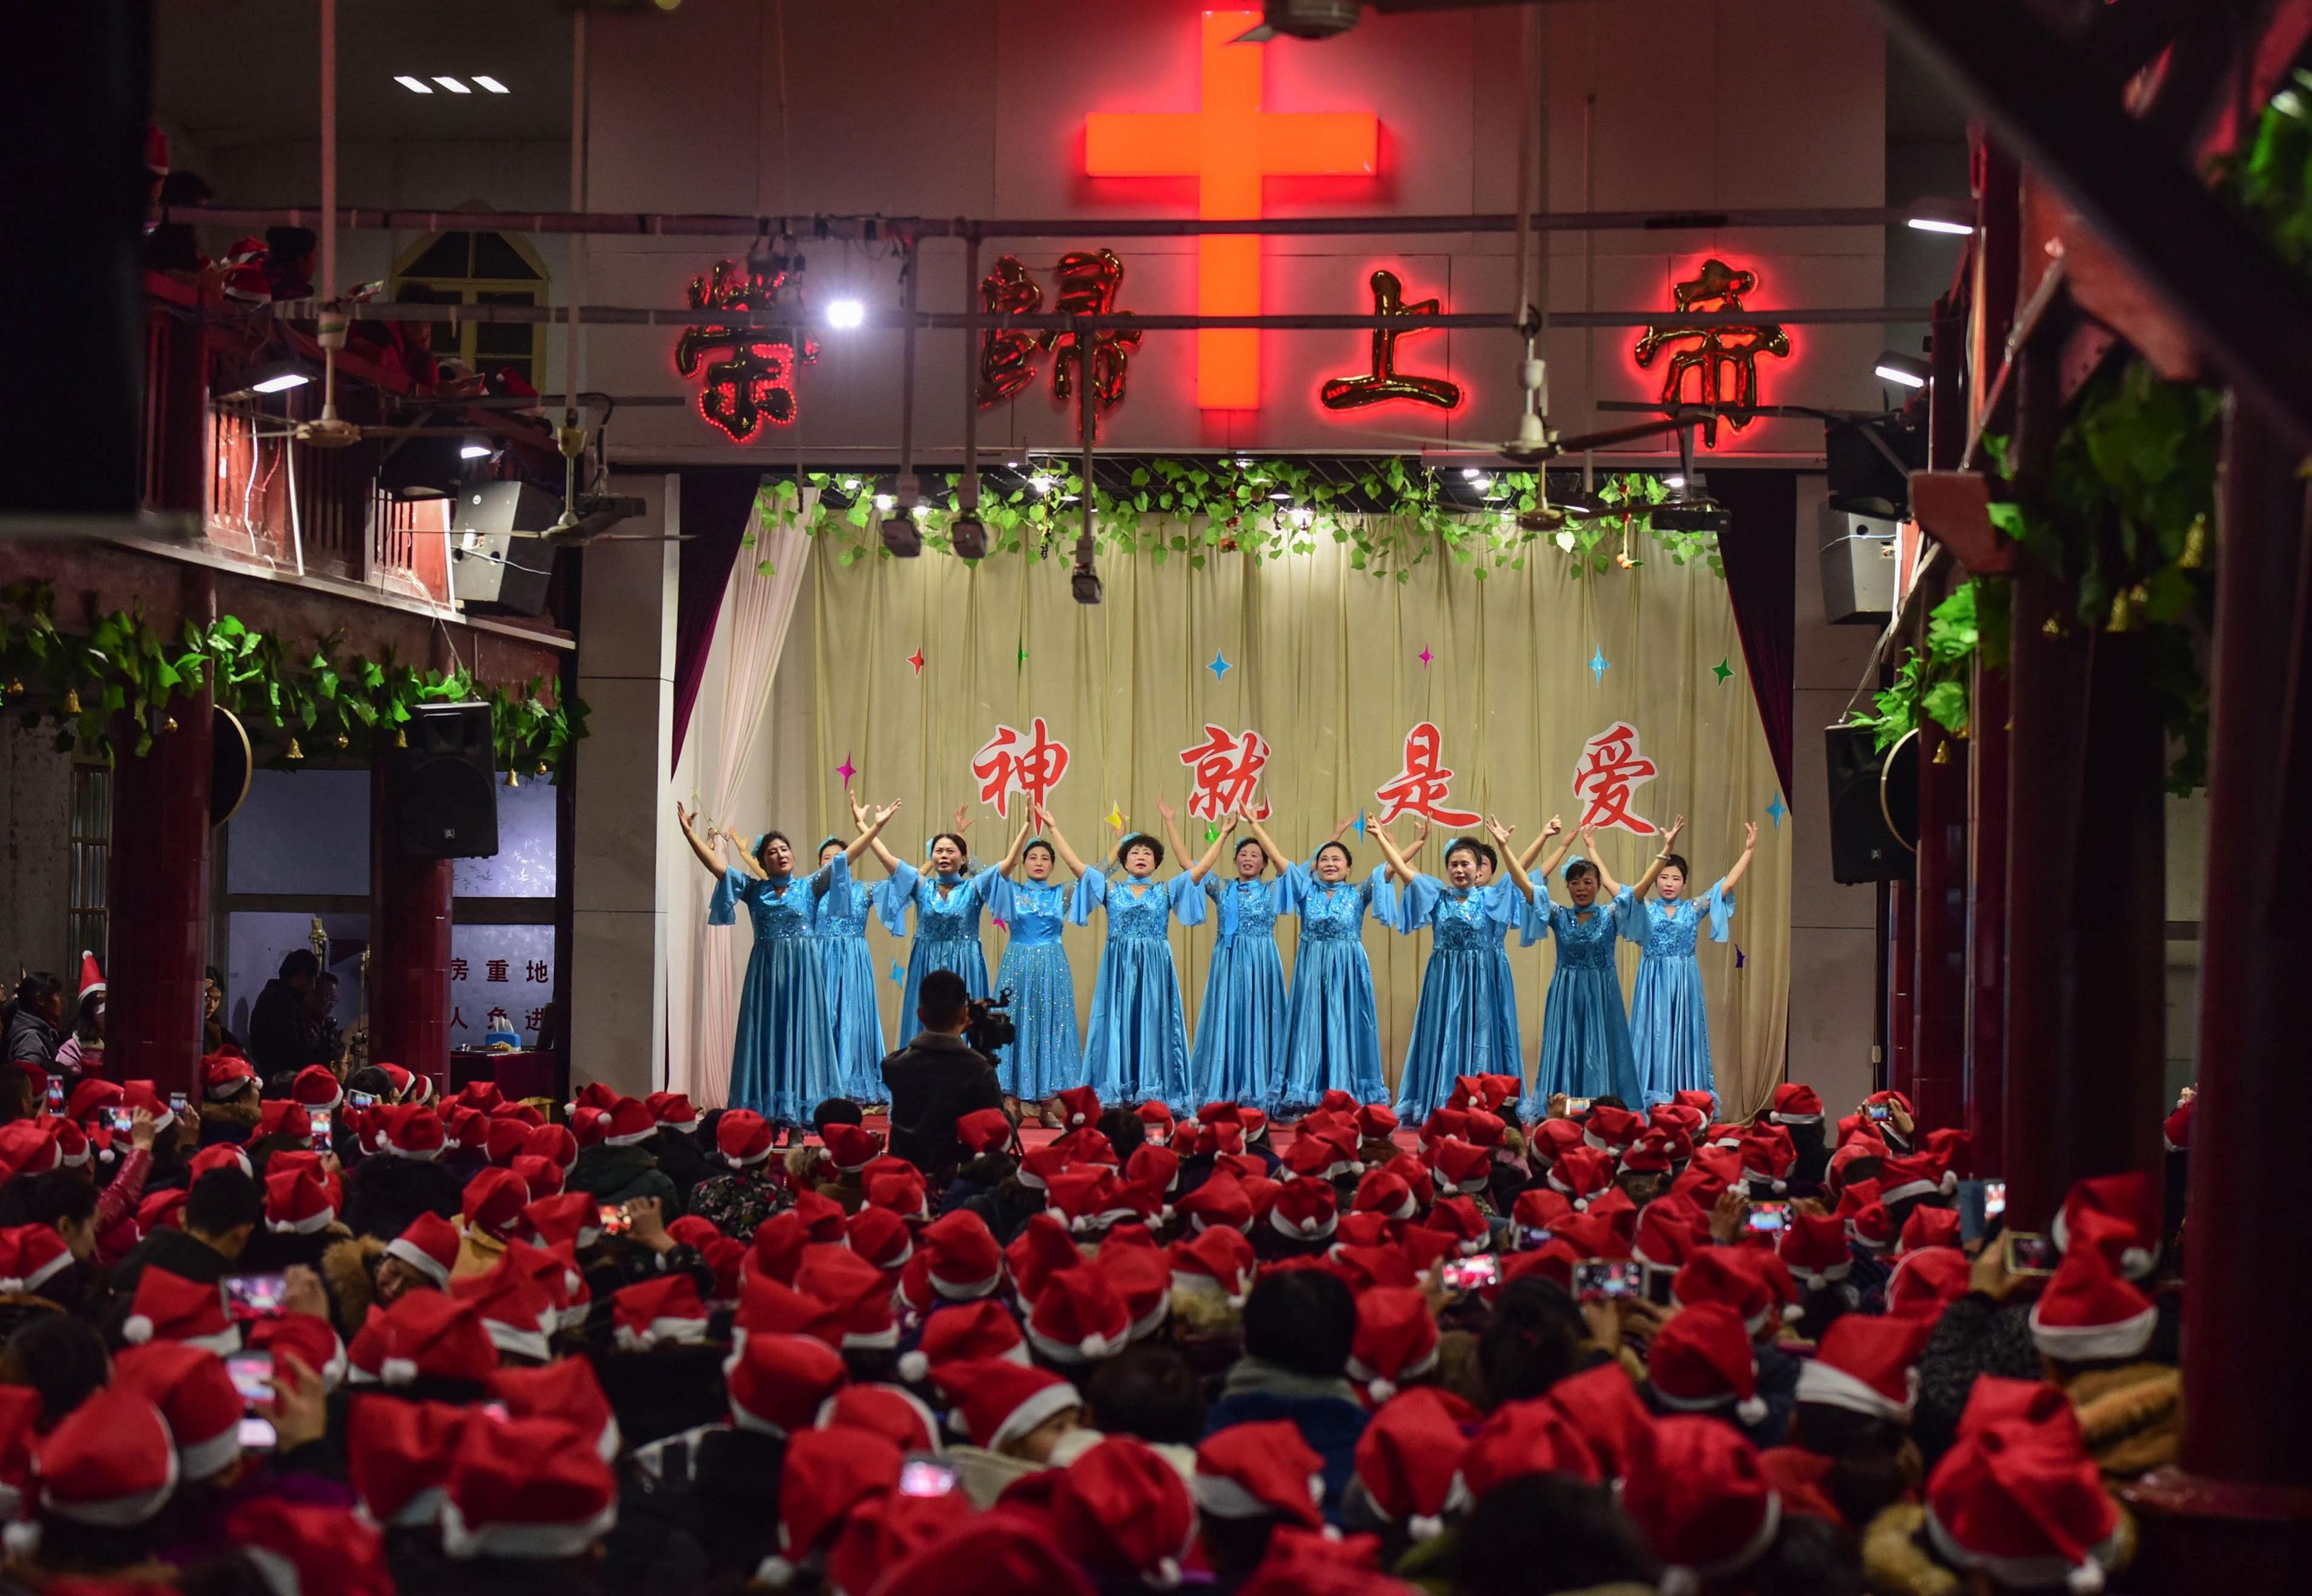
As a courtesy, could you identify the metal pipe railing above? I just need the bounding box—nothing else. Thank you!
[266,302,1924,331]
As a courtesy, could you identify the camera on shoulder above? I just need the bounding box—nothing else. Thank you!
[963,990,1016,1055]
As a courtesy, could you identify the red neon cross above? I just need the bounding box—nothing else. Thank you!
[1086,8,1377,411]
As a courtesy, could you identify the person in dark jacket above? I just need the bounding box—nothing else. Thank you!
[104,1167,264,1306]
[648,1125,713,1206]
[2,972,65,1082]
[568,1140,680,1214]
[881,971,1006,1179]
[1204,1269,1370,1525]
[247,949,326,1089]
[342,1146,464,1243]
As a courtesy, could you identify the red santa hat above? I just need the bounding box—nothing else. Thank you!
[788,1246,892,1351]
[1352,1168,1420,1223]
[122,1265,239,1355]
[1426,1137,1492,1197]
[815,1382,942,1456]
[1739,1125,1798,1195]
[562,1082,614,1116]
[608,1275,710,1354]
[202,1052,260,1102]
[1798,1312,1934,1422]
[0,1120,61,1176]
[1353,1386,1476,1540]
[347,1396,467,1527]
[1133,1100,1175,1144]
[1025,1264,1132,1365]
[1840,1178,1897,1254]
[0,1225,73,1297]
[247,1311,349,1394]
[1776,1211,1854,1291]
[1457,1397,1599,1499]
[1668,1250,1774,1340]
[1095,1241,1172,1343]
[900,1298,1030,1384]
[1344,1287,1440,1403]
[1899,1205,1964,1255]
[493,1357,620,1462]
[931,1357,1080,1452]
[1546,1145,1618,1210]
[1543,1362,1661,1485]
[74,951,105,1006]
[113,1340,243,1482]
[1353,1103,1400,1143]
[1924,1421,2123,1592]
[1053,1085,1102,1129]
[1002,1211,1085,1308]
[227,1498,394,1596]
[371,1291,499,1386]
[591,1097,651,1149]
[1173,1170,1254,1235]
[524,1123,579,1173]
[866,1166,930,1223]
[729,1332,850,1437]
[1582,1104,1644,1154]
[461,1167,530,1243]
[33,1386,178,1527]
[1167,1226,1258,1309]
[1622,1415,1782,1584]
[1267,1178,1339,1243]
[1878,1151,1956,1206]
[790,1188,848,1243]
[1192,1420,1326,1529]
[956,1107,1013,1158]
[911,1209,1004,1303]
[1427,1193,1491,1256]
[1507,1187,1573,1246]
[290,1065,343,1113]
[1052,1435,1197,1588]
[642,1091,698,1131]
[440,1415,617,1560]
[1768,1082,1824,1125]
[1886,1245,1974,1322]
[819,1120,883,1173]
[1631,1200,1706,1276]
[2162,1096,2195,1152]
[1957,1376,2086,1449]
[450,1259,558,1362]
[1647,1302,1767,1424]
[384,1210,462,1291]
[264,1167,337,1235]
[373,1105,444,1163]
[733,1276,843,1350]
[2028,1243,2158,1364]
[2052,1172,2161,1281]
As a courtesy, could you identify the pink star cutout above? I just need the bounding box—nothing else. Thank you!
[1419,647,1434,668]
[836,754,856,786]
[906,647,925,677]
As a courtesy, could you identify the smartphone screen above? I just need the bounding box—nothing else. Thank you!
[169,1091,188,1116]
[480,1401,511,1423]
[348,1090,377,1110]
[2005,1231,2059,1275]
[108,1106,134,1134]
[307,1108,332,1153]
[238,1415,278,1449]
[1983,1180,2007,1220]
[1572,1259,1644,1301]
[1868,1103,1892,1122]
[598,1204,633,1236]
[1440,1253,1499,1292]
[43,1081,64,1115]
[225,1349,275,1405]
[898,1459,960,1498]
[1746,1201,1789,1234]
[1563,1097,1593,1116]
[223,1273,289,1318]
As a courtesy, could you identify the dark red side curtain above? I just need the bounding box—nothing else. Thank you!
[1711,468,1797,810]
[669,468,768,773]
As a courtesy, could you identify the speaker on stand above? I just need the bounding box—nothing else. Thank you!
[1824,724,1916,884]
[390,703,499,859]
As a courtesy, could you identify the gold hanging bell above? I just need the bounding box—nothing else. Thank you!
[334,734,349,751]
[2040,616,2070,641]
[394,727,408,748]
[61,689,80,715]
[1932,741,1952,765]
[2179,514,2207,571]
[535,760,550,777]
[506,768,521,789]
[163,716,178,734]
[3,679,20,698]
[285,737,304,760]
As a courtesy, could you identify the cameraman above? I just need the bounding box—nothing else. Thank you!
[881,970,1008,1178]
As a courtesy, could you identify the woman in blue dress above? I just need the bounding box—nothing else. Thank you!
[1165,804,1291,1111]
[1248,814,1390,1113]
[812,828,917,1105]
[860,812,1002,1045]
[1047,808,1216,1113]
[984,806,1083,1106]
[677,798,899,1130]
[1512,816,1642,1118]
[1371,816,1538,1121]
[1593,815,1757,1105]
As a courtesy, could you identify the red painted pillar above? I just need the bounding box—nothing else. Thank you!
[370,757,453,1088]
[105,697,214,1096]
[1964,660,2010,1172]
[1910,724,1968,1131]
[1886,880,1915,1102]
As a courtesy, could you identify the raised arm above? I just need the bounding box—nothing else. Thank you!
[1401,816,1432,866]
[724,825,770,880]
[1517,812,1567,871]
[995,818,1034,879]
[842,800,901,867]
[1717,821,1761,894]
[1245,812,1290,867]
[1581,825,1626,896]
[1156,798,1189,873]
[1187,813,1237,883]
[1629,813,1686,898]
[1533,815,1577,880]
[1036,806,1090,878]
[1485,817,1539,903]
[1370,821,1420,887]
[850,793,906,874]
[674,802,728,880]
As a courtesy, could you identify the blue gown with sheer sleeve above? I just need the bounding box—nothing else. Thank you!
[878,865,999,1044]
[1189,874,1291,1111]
[1070,869,1207,1113]
[1621,881,1735,1106]
[1384,873,1527,1120]
[987,872,1082,1101]
[712,854,845,1125]
[1519,884,1642,1116]
[813,860,915,1105]
[1273,862,1390,1112]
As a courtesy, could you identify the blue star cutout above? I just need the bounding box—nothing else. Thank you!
[1735,945,1747,970]
[1353,811,1369,837]
[1588,649,1609,683]
[1208,650,1231,682]
[889,962,905,984]
[1766,793,1786,827]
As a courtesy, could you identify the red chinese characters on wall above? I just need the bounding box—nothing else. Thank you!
[974,250,1143,439]
[1320,269,1461,412]
[1178,725,1273,821]
[1374,722,1482,828]
[1632,258,1789,432]
[971,719,1073,820]
[676,258,821,443]
[1573,722,1659,836]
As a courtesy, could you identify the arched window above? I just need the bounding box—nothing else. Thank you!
[390,230,550,391]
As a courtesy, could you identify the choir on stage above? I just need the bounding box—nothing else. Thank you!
[694,792,1761,1130]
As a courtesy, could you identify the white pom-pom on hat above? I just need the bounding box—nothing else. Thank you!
[1736,1395,1768,1425]
[122,1314,154,1345]
[381,1356,419,1386]
[897,1350,930,1384]
[1409,1515,1444,1542]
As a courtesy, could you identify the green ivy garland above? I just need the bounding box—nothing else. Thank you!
[1854,577,2011,751]
[749,462,1722,583]
[0,580,586,776]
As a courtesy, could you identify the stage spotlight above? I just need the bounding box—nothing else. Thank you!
[1873,351,1930,389]
[1072,564,1104,604]
[1904,197,1975,235]
[826,297,865,330]
[459,441,494,459]
[1030,473,1055,495]
[873,492,897,512]
[881,514,922,557]
[951,514,987,560]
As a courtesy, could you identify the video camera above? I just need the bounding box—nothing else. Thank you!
[964,990,1016,1057]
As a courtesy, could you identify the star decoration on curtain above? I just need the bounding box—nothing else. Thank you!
[1419,646,1434,668]
[991,918,1008,933]
[1208,650,1231,681]
[1735,945,1747,970]
[1106,804,1126,831]
[1712,656,1733,684]
[836,753,857,786]
[1016,641,1029,669]
[1353,811,1369,837]
[1588,649,1610,683]
[907,647,926,677]
[1766,793,1786,827]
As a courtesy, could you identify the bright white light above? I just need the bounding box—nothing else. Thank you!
[1470,474,1494,493]
[1030,474,1055,495]
[874,494,897,513]
[1290,508,1314,529]
[1907,217,1974,236]
[825,298,866,330]
[459,443,493,459]
[912,504,930,520]
[1460,467,1482,481]
[841,477,862,492]
[1874,362,1928,388]
[1269,491,1291,502]
[1234,455,1253,468]
[394,76,434,94]
[250,373,310,394]
[1664,474,1686,489]
[473,75,510,94]
[432,76,472,94]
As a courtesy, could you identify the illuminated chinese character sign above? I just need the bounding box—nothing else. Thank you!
[1178,725,1273,821]
[1321,269,1461,412]
[676,258,821,443]
[1633,259,1788,432]
[971,719,1072,819]
[974,251,1143,440]
[1573,722,1659,835]
[1374,722,1482,828]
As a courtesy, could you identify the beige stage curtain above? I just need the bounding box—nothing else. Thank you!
[784,524,1791,1118]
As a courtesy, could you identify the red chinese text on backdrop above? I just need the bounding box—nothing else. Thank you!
[1573,722,1659,835]
[1373,722,1482,828]
[1178,726,1273,821]
[971,719,1073,820]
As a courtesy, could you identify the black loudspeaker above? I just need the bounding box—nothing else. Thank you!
[450,482,559,617]
[391,703,500,859]
[1825,724,1914,884]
